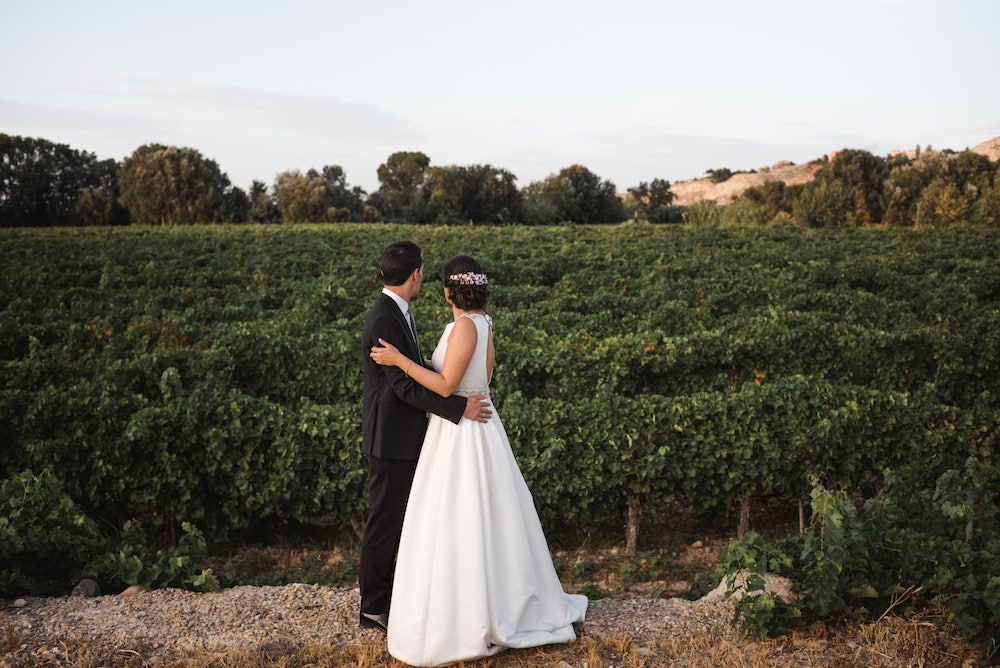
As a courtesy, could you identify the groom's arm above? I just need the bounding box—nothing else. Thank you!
[367,313,467,424]
[389,367,467,424]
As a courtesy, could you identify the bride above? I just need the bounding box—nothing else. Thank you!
[369,254,587,667]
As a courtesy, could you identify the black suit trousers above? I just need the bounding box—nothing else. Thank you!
[358,454,419,615]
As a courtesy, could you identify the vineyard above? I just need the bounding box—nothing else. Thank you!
[2,223,999,655]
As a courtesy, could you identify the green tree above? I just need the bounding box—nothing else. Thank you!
[738,180,797,222]
[915,179,969,228]
[626,179,676,223]
[371,151,431,223]
[463,164,522,225]
[376,151,430,191]
[722,199,770,226]
[72,158,130,226]
[273,170,326,222]
[272,166,367,223]
[423,164,522,225]
[883,156,933,227]
[218,185,250,224]
[683,200,723,227]
[247,180,280,224]
[706,167,733,183]
[315,165,367,221]
[883,149,997,227]
[0,134,124,227]
[792,179,853,228]
[521,164,628,224]
[813,149,888,225]
[422,166,465,225]
[118,144,233,225]
[521,194,559,226]
[946,150,995,201]
[971,182,1000,227]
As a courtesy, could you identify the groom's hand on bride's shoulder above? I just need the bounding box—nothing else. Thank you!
[463,395,491,423]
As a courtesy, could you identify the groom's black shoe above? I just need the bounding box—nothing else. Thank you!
[360,611,389,633]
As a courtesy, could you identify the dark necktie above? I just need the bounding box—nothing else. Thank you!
[406,306,420,350]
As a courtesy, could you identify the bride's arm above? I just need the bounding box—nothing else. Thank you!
[370,317,477,397]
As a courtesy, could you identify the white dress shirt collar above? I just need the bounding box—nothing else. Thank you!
[381,287,409,316]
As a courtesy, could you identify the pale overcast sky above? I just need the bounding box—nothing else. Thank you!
[2,0,998,193]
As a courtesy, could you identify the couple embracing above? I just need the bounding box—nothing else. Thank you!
[359,241,587,667]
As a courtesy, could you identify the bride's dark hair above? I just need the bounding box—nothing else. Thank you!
[442,255,490,311]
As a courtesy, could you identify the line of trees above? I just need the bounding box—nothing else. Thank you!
[705,147,1000,228]
[2,134,998,228]
[0,135,627,227]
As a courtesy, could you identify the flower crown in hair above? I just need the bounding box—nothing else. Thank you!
[449,272,488,286]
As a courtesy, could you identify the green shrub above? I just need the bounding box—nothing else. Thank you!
[0,469,218,596]
[92,520,219,592]
[683,201,722,227]
[0,469,105,596]
[718,473,1000,662]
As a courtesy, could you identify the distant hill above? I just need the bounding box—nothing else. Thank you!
[972,135,1000,161]
[670,161,823,206]
[669,136,1000,207]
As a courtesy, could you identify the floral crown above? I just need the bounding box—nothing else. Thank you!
[448,272,488,286]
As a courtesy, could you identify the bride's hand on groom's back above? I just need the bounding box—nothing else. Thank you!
[370,338,402,366]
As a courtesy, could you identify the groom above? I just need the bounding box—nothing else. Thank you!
[359,241,491,633]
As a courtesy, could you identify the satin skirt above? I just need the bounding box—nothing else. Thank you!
[387,405,587,667]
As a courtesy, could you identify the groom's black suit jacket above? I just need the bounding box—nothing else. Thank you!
[361,292,465,460]
[358,291,467,616]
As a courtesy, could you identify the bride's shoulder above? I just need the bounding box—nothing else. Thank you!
[459,312,492,324]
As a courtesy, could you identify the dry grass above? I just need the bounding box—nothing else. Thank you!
[2,616,980,667]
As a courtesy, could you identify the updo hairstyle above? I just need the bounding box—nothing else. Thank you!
[442,255,490,311]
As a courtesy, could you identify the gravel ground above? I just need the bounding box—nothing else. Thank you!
[1,583,738,664]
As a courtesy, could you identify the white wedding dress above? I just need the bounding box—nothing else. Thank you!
[387,313,587,667]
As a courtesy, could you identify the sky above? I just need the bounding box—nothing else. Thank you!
[2,0,999,194]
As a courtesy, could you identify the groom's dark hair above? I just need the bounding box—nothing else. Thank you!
[380,241,422,286]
